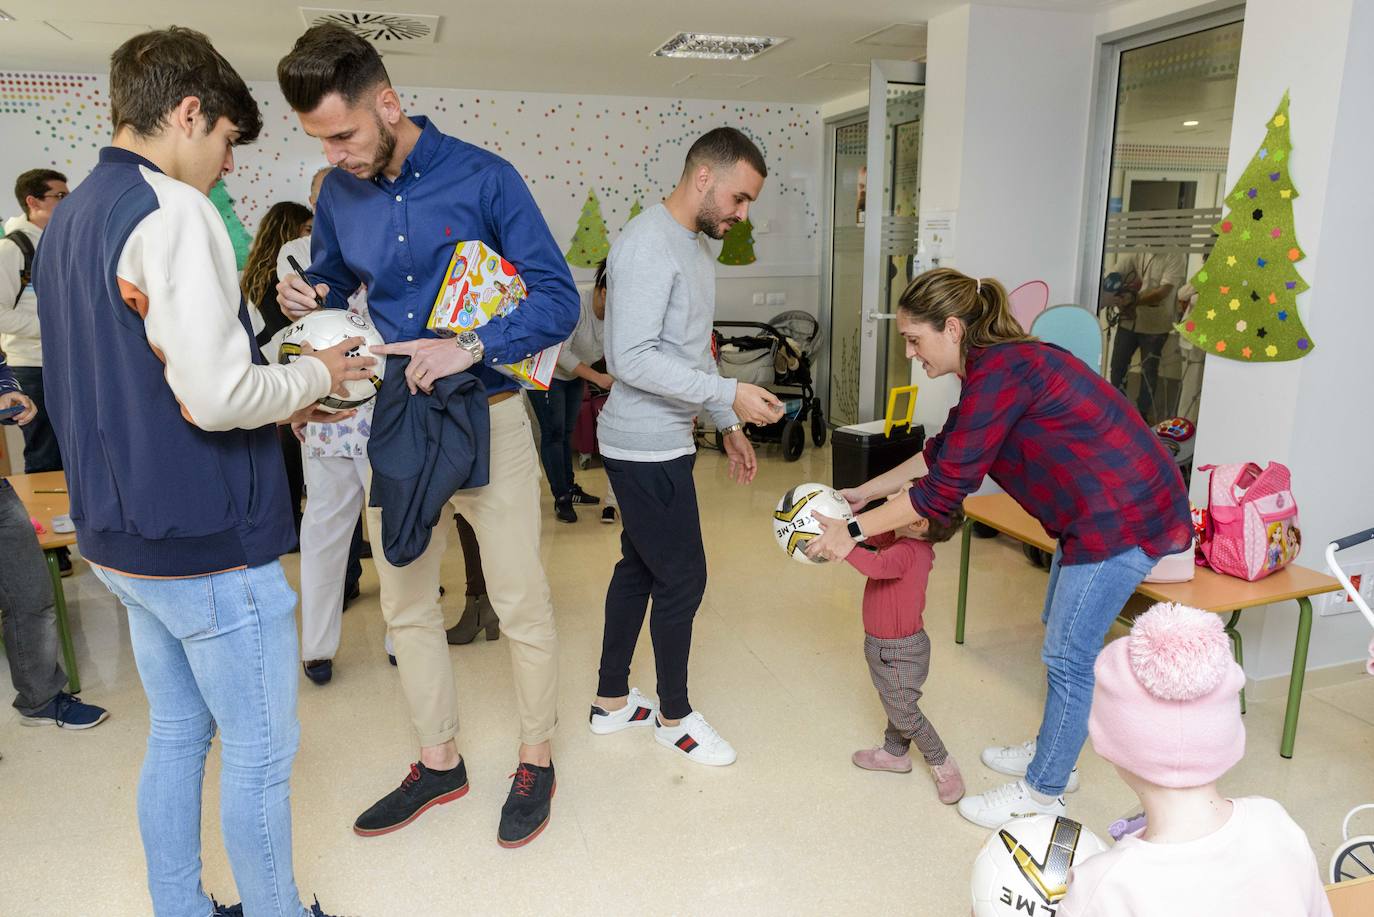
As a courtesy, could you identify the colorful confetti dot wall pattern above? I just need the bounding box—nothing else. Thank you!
[0,72,822,277]
[1177,92,1315,362]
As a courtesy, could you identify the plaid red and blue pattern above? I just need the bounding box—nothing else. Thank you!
[909,342,1192,565]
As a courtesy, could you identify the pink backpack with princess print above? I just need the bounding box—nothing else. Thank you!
[1197,462,1301,581]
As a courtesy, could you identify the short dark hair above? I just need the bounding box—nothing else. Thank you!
[683,127,767,179]
[14,169,66,215]
[277,25,390,112]
[924,507,966,544]
[593,258,608,291]
[109,27,261,145]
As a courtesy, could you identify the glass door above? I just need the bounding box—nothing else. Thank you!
[824,117,868,428]
[859,61,925,422]
[1087,17,1243,435]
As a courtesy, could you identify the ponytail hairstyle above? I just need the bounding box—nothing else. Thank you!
[897,268,1033,357]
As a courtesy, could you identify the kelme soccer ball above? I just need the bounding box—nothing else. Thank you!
[279,309,385,412]
[773,482,854,565]
[971,815,1108,916]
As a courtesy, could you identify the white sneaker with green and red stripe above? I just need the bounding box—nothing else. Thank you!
[588,687,657,735]
[654,711,736,766]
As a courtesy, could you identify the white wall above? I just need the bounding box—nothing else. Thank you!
[0,75,825,320]
[1191,0,1374,678]
[911,3,1096,430]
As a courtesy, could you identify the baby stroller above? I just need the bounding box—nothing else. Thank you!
[1326,526,1374,883]
[711,310,826,461]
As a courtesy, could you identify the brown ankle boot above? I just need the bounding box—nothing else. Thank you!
[446,594,500,645]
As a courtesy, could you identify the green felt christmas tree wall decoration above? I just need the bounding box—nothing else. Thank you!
[210,180,253,271]
[1177,92,1313,362]
[623,198,643,229]
[565,188,610,268]
[717,218,757,266]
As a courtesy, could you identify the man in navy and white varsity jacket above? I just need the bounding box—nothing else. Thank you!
[32,27,368,917]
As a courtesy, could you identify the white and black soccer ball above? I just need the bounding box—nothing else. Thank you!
[279,309,385,412]
[773,482,854,565]
[971,815,1108,917]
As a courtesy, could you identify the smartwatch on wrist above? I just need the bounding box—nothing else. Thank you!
[847,518,866,543]
[456,330,485,363]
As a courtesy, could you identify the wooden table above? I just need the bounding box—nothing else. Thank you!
[1327,875,1374,916]
[956,493,1343,758]
[4,470,81,693]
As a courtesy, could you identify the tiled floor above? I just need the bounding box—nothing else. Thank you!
[3,444,1372,916]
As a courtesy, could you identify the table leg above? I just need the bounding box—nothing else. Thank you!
[45,550,80,694]
[1280,596,1313,759]
[956,518,972,645]
[1224,610,1245,715]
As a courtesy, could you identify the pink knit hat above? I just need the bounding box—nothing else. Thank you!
[1088,602,1246,788]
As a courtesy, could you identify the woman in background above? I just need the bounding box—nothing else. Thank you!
[241,201,314,537]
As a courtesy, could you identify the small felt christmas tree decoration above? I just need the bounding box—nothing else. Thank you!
[718,218,757,266]
[565,188,610,268]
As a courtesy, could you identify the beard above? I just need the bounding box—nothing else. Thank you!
[360,113,397,179]
[694,186,738,239]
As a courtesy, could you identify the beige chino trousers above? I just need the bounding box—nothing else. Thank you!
[364,394,559,747]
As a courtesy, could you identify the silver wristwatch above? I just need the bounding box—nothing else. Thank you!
[456,329,485,363]
[719,423,743,437]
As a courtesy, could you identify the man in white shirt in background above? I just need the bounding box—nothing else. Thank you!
[1102,249,1187,422]
[2,168,72,574]
[2,170,68,475]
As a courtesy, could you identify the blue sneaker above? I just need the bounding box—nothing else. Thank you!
[20,692,109,730]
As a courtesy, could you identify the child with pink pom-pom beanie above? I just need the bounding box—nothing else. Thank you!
[1058,602,1331,917]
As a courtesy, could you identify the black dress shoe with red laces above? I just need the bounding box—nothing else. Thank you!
[353,759,469,837]
[497,761,556,848]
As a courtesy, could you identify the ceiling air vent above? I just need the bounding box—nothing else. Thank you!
[299,8,439,43]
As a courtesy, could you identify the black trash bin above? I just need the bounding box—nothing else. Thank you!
[831,419,925,492]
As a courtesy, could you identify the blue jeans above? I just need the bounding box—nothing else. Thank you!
[93,562,310,917]
[1024,545,1156,796]
[528,377,584,499]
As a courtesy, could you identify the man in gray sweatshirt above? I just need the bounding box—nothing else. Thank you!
[589,128,783,765]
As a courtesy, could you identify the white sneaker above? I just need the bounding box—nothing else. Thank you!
[589,687,658,735]
[980,740,1080,793]
[654,711,737,766]
[957,778,1066,829]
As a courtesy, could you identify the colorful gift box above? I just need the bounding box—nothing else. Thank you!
[427,240,561,390]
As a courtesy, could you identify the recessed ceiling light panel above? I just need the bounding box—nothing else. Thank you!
[653,32,787,61]
[1182,120,1200,126]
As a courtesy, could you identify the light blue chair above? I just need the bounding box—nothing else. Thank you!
[1030,304,1103,373]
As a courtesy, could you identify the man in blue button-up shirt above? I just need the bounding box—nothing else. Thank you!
[277,25,577,849]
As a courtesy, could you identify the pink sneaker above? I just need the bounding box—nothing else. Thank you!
[851,747,912,773]
[929,756,965,804]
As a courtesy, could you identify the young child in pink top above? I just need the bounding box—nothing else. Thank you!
[835,501,966,804]
[1058,602,1331,916]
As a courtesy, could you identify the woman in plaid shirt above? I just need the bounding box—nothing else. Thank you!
[809,268,1191,828]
